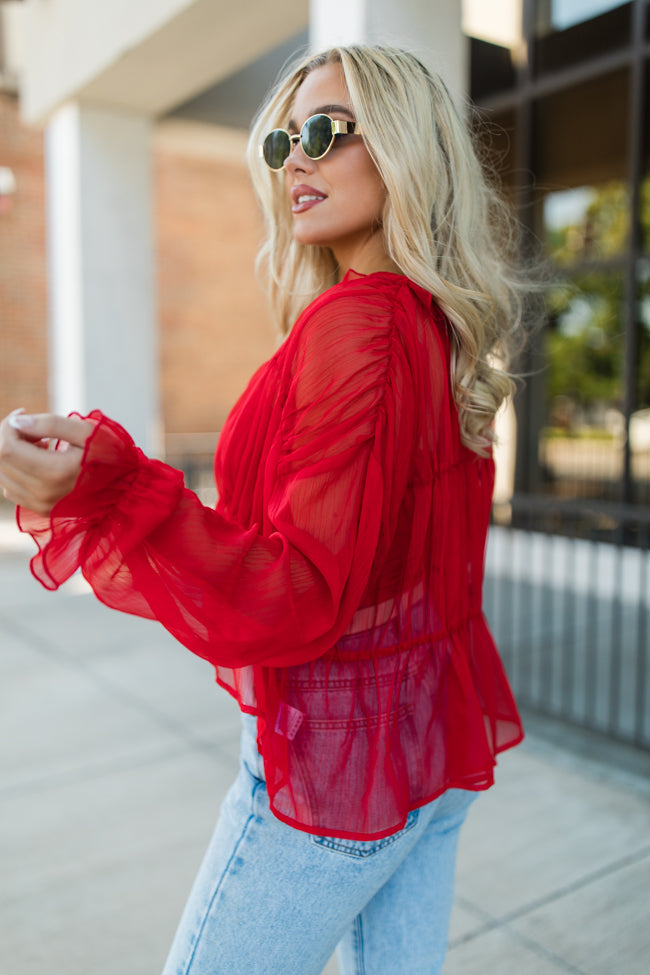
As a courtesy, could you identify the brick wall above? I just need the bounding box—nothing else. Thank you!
[0,101,276,445]
[154,123,276,438]
[0,92,48,421]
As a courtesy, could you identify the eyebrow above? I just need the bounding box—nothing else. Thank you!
[288,103,356,131]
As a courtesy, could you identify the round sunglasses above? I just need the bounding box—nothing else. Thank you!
[259,113,362,171]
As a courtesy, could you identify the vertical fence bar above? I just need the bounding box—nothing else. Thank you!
[608,532,624,737]
[635,520,649,747]
[517,521,530,699]
[504,502,518,698]
[496,495,649,752]
[528,511,541,707]
[506,526,519,687]
[584,534,600,731]
[561,528,577,720]
[518,509,535,704]
[539,531,555,711]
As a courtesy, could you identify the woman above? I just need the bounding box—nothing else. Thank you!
[0,46,525,975]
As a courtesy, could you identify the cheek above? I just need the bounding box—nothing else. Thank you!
[335,146,386,212]
[351,176,386,224]
[356,159,387,219]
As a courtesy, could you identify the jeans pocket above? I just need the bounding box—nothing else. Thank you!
[308,808,420,859]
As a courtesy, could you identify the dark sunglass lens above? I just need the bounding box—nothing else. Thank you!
[302,115,334,159]
[263,130,291,170]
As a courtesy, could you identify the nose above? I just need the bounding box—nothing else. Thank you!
[284,137,314,174]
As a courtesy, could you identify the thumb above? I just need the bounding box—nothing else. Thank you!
[8,411,94,448]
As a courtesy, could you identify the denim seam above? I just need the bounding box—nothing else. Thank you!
[309,808,419,858]
[181,780,264,975]
[354,914,366,975]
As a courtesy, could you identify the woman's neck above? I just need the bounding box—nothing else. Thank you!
[332,228,400,283]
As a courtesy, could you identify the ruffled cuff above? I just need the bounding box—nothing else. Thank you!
[17,410,185,591]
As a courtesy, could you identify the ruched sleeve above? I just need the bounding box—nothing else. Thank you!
[18,285,415,671]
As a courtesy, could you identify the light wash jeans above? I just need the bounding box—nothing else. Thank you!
[162,713,476,975]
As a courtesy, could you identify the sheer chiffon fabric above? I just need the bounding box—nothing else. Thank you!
[18,271,523,839]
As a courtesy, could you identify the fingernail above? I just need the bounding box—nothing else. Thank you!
[9,413,34,430]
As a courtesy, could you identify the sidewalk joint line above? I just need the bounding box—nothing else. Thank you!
[450,901,588,974]
[453,843,650,961]
[0,741,214,799]
[502,925,592,975]
[498,843,650,927]
[0,610,222,756]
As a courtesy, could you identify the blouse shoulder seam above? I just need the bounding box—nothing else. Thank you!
[278,289,402,445]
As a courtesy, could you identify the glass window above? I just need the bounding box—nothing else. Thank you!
[464,0,522,98]
[634,259,650,503]
[640,63,650,254]
[534,70,631,500]
[535,70,629,195]
[541,270,625,500]
[473,108,518,200]
[470,37,517,100]
[543,182,630,266]
[537,0,630,33]
[534,1,632,74]
[642,173,650,256]
[637,262,650,410]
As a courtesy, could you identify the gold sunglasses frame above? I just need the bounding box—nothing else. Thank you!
[259,114,362,171]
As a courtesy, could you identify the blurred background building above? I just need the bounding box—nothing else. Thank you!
[1,1,649,759]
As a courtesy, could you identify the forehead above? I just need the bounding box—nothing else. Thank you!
[290,63,352,122]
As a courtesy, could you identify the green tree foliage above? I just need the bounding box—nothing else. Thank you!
[544,176,650,418]
[548,181,629,268]
[546,273,623,409]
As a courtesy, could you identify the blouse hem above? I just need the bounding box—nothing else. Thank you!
[266,726,524,841]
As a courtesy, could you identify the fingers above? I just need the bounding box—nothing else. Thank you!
[0,444,84,516]
[0,411,88,516]
[0,466,27,507]
[7,412,93,448]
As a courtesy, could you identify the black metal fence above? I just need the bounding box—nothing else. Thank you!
[485,495,650,752]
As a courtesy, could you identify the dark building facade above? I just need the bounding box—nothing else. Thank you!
[472,1,650,753]
[472,0,650,508]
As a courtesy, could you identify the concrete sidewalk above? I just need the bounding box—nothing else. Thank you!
[1,517,649,975]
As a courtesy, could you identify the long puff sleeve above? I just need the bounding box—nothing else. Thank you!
[18,284,415,671]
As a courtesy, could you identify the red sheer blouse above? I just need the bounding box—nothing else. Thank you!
[18,271,523,839]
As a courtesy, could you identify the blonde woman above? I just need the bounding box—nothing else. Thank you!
[0,46,525,975]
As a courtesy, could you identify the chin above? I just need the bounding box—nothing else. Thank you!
[293,227,329,247]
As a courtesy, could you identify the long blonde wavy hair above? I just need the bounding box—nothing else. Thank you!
[246,45,526,455]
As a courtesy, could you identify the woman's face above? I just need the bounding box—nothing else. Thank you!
[284,63,390,276]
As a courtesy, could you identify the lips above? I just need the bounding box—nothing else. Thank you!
[291,183,327,213]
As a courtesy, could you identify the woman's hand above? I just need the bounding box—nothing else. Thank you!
[0,411,94,516]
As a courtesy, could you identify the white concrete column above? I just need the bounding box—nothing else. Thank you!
[309,0,467,105]
[45,103,159,452]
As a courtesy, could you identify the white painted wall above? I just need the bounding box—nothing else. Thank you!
[462,0,523,49]
[22,0,194,118]
[0,2,25,90]
[21,0,308,122]
[309,0,467,105]
[46,104,159,451]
